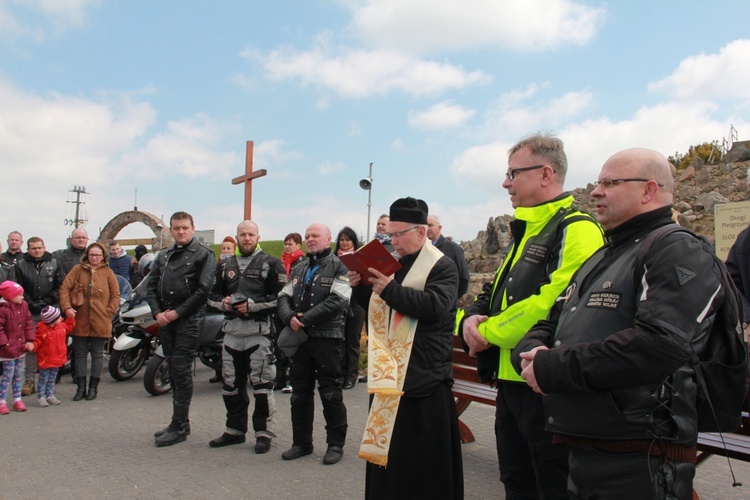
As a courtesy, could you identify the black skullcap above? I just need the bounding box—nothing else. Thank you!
[389,197,428,225]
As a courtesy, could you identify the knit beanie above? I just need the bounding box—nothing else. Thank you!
[41,305,62,324]
[0,280,24,301]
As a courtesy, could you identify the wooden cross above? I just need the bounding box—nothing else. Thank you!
[232,141,267,220]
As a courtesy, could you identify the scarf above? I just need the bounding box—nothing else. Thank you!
[281,249,304,276]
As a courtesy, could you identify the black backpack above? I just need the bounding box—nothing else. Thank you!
[636,224,750,432]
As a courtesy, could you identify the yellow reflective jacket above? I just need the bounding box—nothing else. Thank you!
[459,194,605,382]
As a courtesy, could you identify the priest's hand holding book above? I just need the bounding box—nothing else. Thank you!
[347,268,393,295]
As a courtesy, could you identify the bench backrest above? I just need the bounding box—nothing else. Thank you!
[452,336,484,384]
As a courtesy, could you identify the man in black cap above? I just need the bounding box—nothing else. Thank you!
[349,197,463,499]
[276,223,351,465]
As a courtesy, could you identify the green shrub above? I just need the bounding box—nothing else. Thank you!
[668,141,721,169]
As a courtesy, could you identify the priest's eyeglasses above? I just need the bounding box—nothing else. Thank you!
[387,225,420,239]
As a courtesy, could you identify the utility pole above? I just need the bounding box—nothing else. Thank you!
[64,185,89,228]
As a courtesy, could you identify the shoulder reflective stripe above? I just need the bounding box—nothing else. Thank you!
[332,279,352,299]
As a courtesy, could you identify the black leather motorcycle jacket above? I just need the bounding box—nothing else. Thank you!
[147,237,216,320]
[14,252,64,314]
[208,249,286,322]
[277,248,350,339]
[513,208,723,446]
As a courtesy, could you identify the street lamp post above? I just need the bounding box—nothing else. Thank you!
[359,162,374,241]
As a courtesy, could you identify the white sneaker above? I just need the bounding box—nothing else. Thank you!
[282,385,292,393]
[37,398,49,407]
[46,395,61,406]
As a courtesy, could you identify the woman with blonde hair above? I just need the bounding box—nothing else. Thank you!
[59,242,120,401]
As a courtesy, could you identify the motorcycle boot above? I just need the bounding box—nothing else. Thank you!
[155,422,188,447]
[155,404,190,447]
[154,421,191,438]
[73,377,86,401]
[86,377,100,400]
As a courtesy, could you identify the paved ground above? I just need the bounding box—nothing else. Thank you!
[1,364,748,499]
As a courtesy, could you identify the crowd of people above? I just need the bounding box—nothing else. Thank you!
[1,132,747,499]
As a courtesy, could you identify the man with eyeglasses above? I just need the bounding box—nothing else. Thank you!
[14,237,65,396]
[277,223,351,465]
[350,197,463,499]
[53,228,90,278]
[512,148,727,497]
[458,133,604,499]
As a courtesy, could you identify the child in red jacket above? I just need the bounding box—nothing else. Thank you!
[34,306,75,407]
[0,281,34,414]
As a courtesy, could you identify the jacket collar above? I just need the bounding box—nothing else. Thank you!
[514,192,573,223]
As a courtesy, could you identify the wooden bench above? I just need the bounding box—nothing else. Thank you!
[696,397,750,464]
[451,335,497,443]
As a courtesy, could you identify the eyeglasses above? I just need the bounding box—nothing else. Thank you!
[505,165,552,181]
[387,225,420,239]
[88,253,103,258]
[592,178,664,189]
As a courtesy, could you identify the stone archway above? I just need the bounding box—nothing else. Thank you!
[97,210,173,250]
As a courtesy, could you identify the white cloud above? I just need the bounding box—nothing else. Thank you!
[347,0,605,54]
[118,114,239,180]
[0,79,155,183]
[408,102,476,130]
[319,161,346,175]
[479,85,593,140]
[452,97,747,200]
[648,39,750,101]
[0,78,246,249]
[255,139,303,166]
[391,139,405,151]
[0,0,100,40]
[242,44,490,98]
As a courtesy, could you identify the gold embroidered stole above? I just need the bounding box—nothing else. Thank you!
[358,242,443,466]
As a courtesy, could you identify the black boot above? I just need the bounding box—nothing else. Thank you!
[73,377,86,401]
[155,420,188,447]
[155,404,189,447]
[86,377,100,400]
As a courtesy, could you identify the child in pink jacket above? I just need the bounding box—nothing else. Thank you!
[0,281,35,414]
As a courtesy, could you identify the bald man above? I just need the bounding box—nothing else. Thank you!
[513,149,728,498]
[207,220,287,454]
[277,223,351,465]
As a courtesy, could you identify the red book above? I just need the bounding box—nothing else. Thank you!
[338,238,401,282]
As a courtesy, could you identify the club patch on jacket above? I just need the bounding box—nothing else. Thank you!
[586,292,621,310]
[521,243,548,266]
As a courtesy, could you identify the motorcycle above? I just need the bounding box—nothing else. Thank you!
[143,310,224,396]
[108,275,160,381]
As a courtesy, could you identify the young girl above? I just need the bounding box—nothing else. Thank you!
[0,281,35,414]
[34,306,75,407]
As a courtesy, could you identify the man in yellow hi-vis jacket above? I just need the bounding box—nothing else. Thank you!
[458,133,604,499]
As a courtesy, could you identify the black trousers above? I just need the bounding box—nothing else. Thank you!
[343,303,365,384]
[160,315,201,421]
[568,444,695,499]
[289,337,347,448]
[495,381,569,500]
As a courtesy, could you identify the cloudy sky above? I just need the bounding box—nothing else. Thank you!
[1,0,749,250]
